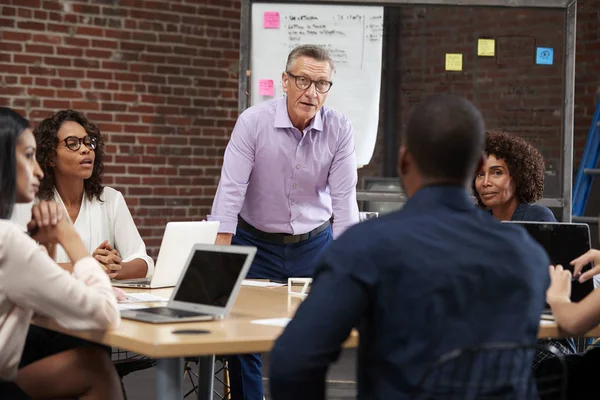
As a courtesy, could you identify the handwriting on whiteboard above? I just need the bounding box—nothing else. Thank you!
[283,14,383,69]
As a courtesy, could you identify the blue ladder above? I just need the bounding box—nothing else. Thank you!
[573,97,600,217]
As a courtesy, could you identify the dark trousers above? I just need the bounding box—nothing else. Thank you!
[227,224,333,400]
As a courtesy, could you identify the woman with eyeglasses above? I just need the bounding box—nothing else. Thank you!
[13,109,154,280]
[0,107,123,399]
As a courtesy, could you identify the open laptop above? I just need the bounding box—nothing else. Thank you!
[120,244,256,323]
[505,221,594,309]
[113,221,219,289]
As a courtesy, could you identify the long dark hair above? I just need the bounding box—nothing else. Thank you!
[0,107,29,219]
[34,109,105,201]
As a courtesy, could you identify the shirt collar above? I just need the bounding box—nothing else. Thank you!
[403,185,475,213]
[274,96,324,132]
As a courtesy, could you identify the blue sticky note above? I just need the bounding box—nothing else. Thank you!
[536,47,554,65]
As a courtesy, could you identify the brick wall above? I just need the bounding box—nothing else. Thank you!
[1,0,598,256]
[0,0,241,256]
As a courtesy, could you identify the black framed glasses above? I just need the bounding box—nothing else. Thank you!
[62,135,97,151]
[286,72,333,94]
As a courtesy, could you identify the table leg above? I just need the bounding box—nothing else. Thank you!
[197,355,215,400]
[156,357,184,400]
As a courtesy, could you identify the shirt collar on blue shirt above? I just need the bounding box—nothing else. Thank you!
[403,185,475,213]
[274,96,324,132]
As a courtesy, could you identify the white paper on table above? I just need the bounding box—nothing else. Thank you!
[120,293,169,303]
[118,304,148,311]
[242,280,285,288]
[539,320,554,326]
[250,318,291,327]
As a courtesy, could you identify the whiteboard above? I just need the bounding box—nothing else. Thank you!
[250,3,384,167]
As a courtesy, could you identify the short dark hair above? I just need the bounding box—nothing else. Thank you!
[34,109,105,201]
[286,44,336,74]
[403,94,485,182]
[472,130,546,207]
[0,107,29,219]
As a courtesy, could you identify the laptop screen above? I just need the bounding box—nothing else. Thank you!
[173,250,248,307]
[510,222,593,303]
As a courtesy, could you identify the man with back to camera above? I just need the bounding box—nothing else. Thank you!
[208,44,360,399]
[269,94,551,399]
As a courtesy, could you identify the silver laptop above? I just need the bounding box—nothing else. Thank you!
[120,244,256,324]
[113,221,220,289]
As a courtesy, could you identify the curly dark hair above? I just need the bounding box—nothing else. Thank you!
[34,109,105,201]
[472,130,546,207]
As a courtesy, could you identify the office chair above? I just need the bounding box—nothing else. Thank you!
[184,357,231,399]
[411,343,567,400]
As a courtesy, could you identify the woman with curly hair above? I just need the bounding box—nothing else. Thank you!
[13,109,153,280]
[473,130,556,222]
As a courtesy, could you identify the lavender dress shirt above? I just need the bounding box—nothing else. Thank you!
[208,97,359,239]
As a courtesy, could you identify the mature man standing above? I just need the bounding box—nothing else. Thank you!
[208,44,360,399]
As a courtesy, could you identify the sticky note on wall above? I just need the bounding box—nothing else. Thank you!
[258,79,275,96]
[536,47,554,65]
[445,54,463,71]
[263,12,280,29]
[477,39,495,57]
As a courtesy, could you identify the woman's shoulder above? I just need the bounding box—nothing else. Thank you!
[515,203,557,222]
[97,186,124,203]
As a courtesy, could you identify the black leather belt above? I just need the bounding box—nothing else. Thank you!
[237,217,330,245]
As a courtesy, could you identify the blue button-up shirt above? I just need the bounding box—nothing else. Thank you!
[270,185,550,400]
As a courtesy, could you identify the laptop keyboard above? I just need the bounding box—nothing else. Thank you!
[138,307,209,318]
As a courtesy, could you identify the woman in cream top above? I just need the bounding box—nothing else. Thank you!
[0,107,122,399]
[24,109,154,280]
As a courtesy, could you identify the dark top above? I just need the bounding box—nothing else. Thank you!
[269,185,550,400]
[510,203,557,222]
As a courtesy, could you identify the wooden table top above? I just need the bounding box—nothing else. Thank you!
[34,283,600,358]
[35,284,359,358]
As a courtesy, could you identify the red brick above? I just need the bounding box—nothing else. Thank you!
[43,99,70,109]
[85,49,112,59]
[2,7,16,16]
[3,31,31,41]
[14,54,42,64]
[32,34,62,44]
[18,8,32,18]
[44,57,71,67]
[47,23,69,34]
[56,90,84,99]
[64,37,89,47]
[29,66,56,76]
[17,21,46,31]
[71,101,99,111]
[92,39,118,49]
[28,88,55,97]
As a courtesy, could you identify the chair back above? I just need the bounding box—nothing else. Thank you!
[411,343,567,400]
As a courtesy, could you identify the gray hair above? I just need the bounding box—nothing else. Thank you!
[285,45,336,75]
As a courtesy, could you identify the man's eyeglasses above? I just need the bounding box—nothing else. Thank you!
[62,136,98,152]
[286,72,333,94]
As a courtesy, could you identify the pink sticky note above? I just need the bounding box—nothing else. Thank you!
[258,79,275,96]
[263,12,280,29]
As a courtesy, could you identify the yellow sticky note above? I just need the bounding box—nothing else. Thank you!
[477,39,495,56]
[445,54,463,71]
